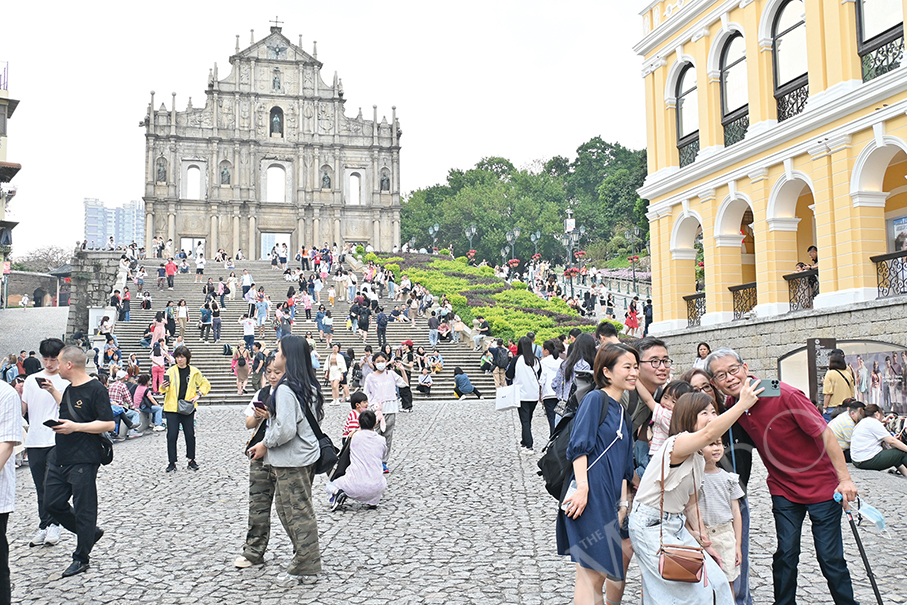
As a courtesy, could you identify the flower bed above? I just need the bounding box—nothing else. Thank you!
[374,254,622,342]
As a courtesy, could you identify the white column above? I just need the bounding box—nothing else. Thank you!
[145,212,154,252]
[209,214,218,252]
[373,220,380,250]
[248,215,256,259]
[168,212,175,242]
[232,213,240,257]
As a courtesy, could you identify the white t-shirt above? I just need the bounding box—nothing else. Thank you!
[240,318,256,336]
[850,417,891,463]
[196,257,206,269]
[22,371,69,448]
[513,356,541,402]
[0,382,22,513]
[242,273,253,286]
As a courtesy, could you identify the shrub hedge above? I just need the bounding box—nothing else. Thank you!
[370,255,618,343]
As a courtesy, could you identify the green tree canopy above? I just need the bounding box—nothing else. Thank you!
[401,138,648,265]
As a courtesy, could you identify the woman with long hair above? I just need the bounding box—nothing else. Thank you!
[363,350,403,473]
[628,386,762,604]
[247,335,324,583]
[325,343,347,405]
[227,271,239,301]
[871,360,882,405]
[508,336,542,451]
[552,333,598,416]
[559,344,637,605]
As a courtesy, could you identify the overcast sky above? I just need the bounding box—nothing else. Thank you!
[1,0,646,254]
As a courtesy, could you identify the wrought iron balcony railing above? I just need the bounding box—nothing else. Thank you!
[723,112,749,147]
[783,268,818,311]
[862,34,904,82]
[678,137,699,168]
[728,282,757,320]
[870,249,907,299]
[776,81,809,123]
[683,293,706,328]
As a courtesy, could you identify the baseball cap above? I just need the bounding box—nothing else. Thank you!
[115,370,128,381]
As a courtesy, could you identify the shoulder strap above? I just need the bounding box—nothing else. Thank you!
[659,442,706,550]
[295,388,327,441]
[64,388,86,424]
[835,369,853,389]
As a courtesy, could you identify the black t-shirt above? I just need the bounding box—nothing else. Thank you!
[478,320,490,335]
[54,379,114,465]
[177,366,191,400]
[252,352,266,373]
[22,357,42,376]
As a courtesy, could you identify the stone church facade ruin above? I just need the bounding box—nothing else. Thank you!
[141,24,401,258]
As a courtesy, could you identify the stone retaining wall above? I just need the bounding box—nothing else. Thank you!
[659,296,907,378]
[65,250,125,337]
[5,271,60,307]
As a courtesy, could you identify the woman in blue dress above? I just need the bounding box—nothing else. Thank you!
[314,305,326,342]
[557,343,636,605]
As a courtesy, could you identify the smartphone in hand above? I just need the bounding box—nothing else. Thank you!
[252,400,266,410]
[754,378,781,398]
[35,377,48,387]
[43,419,63,428]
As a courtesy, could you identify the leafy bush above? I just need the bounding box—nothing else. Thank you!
[455,256,468,263]
[364,252,378,263]
[439,248,450,256]
[380,256,405,264]
[355,245,365,255]
[477,266,495,277]
[384,263,400,278]
[510,280,527,290]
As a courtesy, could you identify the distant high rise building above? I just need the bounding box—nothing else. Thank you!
[83,198,144,248]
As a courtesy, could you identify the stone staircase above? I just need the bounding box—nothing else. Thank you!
[111,260,497,405]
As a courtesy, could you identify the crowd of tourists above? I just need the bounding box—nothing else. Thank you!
[6,243,902,602]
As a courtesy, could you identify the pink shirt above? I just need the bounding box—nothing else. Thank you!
[649,404,672,454]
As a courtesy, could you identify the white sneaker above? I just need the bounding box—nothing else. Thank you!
[44,525,61,546]
[234,556,254,568]
[153,425,166,432]
[277,571,302,586]
[28,528,47,547]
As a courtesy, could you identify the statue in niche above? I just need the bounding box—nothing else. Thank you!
[304,70,313,90]
[156,158,166,182]
[380,173,390,192]
[322,171,331,189]
[271,112,282,134]
[273,72,281,91]
[221,166,231,185]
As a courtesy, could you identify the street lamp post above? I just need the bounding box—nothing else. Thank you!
[625,226,641,294]
[428,223,440,250]
[530,230,541,256]
[407,236,416,251]
[465,224,477,252]
[505,228,520,261]
[561,210,586,298]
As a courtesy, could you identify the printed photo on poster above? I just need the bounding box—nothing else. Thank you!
[844,350,907,413]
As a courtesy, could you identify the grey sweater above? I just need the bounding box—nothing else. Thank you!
[262,383,320,468]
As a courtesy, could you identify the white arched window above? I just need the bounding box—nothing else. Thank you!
[721,34,749,146]
[676,64,699,168]
[856,0,904,81]
[266,165,286,203]
[186,166,201,200]
[348,173,361,205]
[773,0,808,121]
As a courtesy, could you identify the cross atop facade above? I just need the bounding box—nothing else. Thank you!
[270,16,283,28]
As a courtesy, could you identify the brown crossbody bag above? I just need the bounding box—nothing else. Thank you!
[657,444,708,585]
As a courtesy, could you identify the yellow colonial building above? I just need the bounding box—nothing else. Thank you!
[638,0,907,334]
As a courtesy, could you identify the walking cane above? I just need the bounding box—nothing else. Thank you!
[834,493,884,605]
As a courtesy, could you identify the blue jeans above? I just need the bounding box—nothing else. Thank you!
[428,329,438,347]
[244,334,255,349]
[634,440,650,479]
[348,285,355,301]
[771,496,857,605]
[146,405,163,426]
[734,497,752,605]
[388,282,395,298]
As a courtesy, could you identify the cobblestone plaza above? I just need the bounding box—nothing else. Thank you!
[7,402,906,604]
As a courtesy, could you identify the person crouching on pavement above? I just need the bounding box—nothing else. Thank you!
[326,409,387,511]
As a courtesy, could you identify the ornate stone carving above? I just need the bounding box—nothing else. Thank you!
[219,99,235,128]
[221,165,231,185]
[272,70,281,92]
[240,100,250,129]
[156,157,167,182]
[240,64,250,85]
[303,102,314,133]
[318,103,333,133]
[304,68,314,90]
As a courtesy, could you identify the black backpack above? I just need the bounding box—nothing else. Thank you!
[536,370,605,502]
[493,347,509,369]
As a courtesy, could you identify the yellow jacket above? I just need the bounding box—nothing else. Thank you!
[160,365,211,413]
